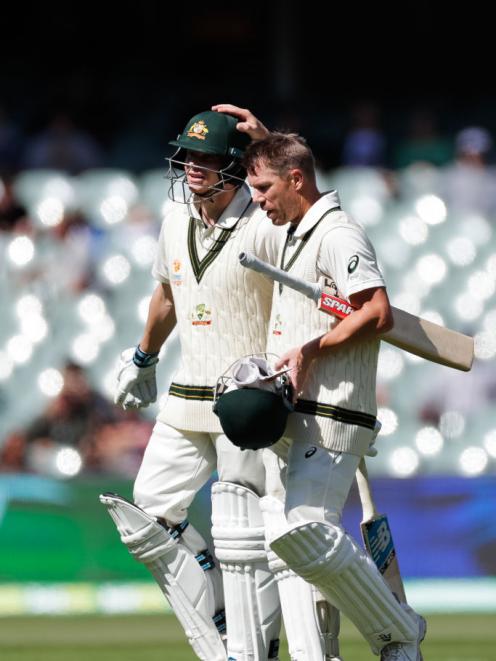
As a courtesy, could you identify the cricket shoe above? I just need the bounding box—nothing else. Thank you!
[380,612,426,661]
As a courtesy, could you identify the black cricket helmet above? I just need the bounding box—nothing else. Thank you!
[213,354,293,451]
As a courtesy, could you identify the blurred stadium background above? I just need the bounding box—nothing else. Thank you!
[0,2,495,655]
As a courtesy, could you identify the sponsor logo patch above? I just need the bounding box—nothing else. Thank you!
[187,120,209,140]
[171,259,183,285]
[191,303,212,325]
[304,446,317,458]
[348,254,359,274]
[272,313,283,335]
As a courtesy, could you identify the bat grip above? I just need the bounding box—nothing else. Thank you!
[356,458,378,522]
[239,252,321,302]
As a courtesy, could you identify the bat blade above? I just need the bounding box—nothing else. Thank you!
[239,252,474,372]
[318,288,474,372]
[360,513,407,604]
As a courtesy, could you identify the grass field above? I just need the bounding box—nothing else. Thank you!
[1,613,495,661]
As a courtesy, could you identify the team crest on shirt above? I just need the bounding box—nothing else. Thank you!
[171,259,183,285]
[191,303,212,325]
[272,314,283,335]
[187,120,209,141]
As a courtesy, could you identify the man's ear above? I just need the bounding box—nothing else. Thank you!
[289,169,304,190]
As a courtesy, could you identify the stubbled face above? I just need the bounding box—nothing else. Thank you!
[184,150,225,194]
[248,159,301,226]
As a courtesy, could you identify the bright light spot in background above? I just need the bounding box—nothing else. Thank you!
[77,294,106,324]
[446,236,476,267]
[44,176,75,205]
[415,427,444,456]
[138,296,152,323]
[467,270,495,301]
[131,235,158,267]
[486,253,496,278]
[349,196,383,227]
[6,335,33,364]
[71,334,100,364]
[401,271,431,299]
[108,176,137,202]
[102,255,131,285]
[459,447,488,476]
[454,293,483,322]
[100,196,128,225]
[55,447,82,477]
[415,195,447,225]
[0,351,14,380]
[20,315,48,343]
[483,430,496,458]
[474,331,496,360]
[415,254,447,285]
[459,215,492,245]
[36,197,64,227]
[15,294,43,318]
[7,236,35,267]
[439,410,465,439]
[482,308,496,331]
[377,236,411,269]
[419,309,444,326]
[389,447,419,477]
[399,215,429,245]
[391,292,421,315]
[377,407,398,435]
[377,347,404,381]
[89,315,115,343]
[38,368,64,397]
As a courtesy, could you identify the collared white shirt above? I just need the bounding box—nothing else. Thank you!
[282,190,385,300]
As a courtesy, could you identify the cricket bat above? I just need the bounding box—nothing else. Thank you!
[239,252,474,372]
[356,458,407,603]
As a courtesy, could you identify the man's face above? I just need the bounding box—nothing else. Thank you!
[248,160,301,226]
[184,150,225,194]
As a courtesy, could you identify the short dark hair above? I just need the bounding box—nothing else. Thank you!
[243,132,316,179]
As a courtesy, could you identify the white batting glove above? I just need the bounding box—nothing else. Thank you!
[114,346,159,410]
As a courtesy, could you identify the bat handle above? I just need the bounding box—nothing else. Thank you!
[356,458,378,522]
[239,252,321,302]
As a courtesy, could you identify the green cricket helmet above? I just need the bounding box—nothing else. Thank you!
[213,354,294,451]
[167,111,250,202]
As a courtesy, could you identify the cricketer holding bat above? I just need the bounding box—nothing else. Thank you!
[239,131,427,660]
[100,110,340,661]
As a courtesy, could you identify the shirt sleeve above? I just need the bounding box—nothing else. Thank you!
[151,203,173,283]
[318,221,385,299]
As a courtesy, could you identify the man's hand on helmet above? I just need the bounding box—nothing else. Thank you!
[212,104,270,141]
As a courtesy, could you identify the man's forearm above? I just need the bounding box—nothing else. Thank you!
[139,283,176,354]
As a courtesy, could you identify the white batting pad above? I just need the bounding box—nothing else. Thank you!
[100,493,226,661]
[260,496,342,661]
[212,482,281,660]
[270,521,419,655]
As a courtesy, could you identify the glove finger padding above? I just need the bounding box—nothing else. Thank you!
[114,347,158,409]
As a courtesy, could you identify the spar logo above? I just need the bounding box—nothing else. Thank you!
[319,294,354,319]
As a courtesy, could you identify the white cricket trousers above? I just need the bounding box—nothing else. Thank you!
[264,438,360,524]
[134,420,266,525]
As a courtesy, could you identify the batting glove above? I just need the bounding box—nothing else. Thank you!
[114,346,159,410]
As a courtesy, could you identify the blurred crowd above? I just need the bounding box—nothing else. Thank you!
[1,103,496,479]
